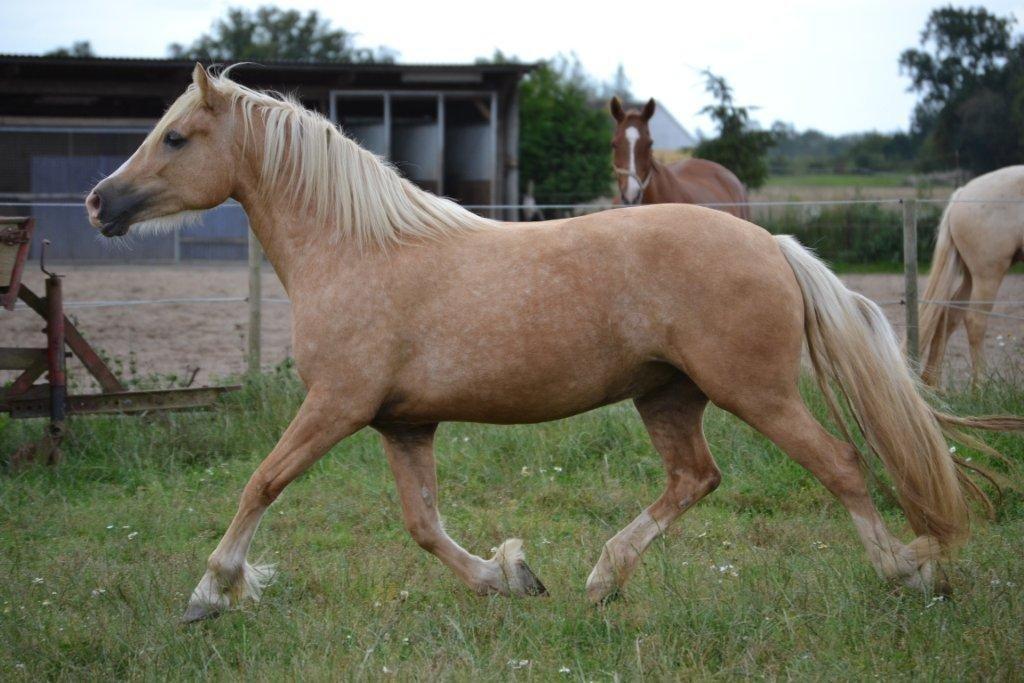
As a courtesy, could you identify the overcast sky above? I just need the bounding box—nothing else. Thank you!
[3,0,1022,135]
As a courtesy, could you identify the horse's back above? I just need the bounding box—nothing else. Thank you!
[665,158,749,219]
[949,166,1024,266]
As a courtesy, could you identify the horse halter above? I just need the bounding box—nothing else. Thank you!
[613,166,653,205]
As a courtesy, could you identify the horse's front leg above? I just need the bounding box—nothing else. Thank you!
[380,425,547,597]
[182,390,367,622]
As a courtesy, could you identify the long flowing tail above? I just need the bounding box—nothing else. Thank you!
[775,235,1023,550]
[918,188,967,385]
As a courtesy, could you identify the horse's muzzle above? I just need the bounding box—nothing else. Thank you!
[86,183,152,237]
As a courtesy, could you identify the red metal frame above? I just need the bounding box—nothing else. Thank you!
[1,217,34,311]
[2,218,238,466]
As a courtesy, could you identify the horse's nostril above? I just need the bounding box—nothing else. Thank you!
[86,191,103,219]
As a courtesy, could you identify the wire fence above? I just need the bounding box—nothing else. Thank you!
[3,197,1022,379]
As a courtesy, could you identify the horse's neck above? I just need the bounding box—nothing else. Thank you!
[647,160,693,204]
[236,191,352,296]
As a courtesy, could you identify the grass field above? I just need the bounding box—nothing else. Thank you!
[2,370,1022,680]
[753,173,955,203]
[765,174,912,189]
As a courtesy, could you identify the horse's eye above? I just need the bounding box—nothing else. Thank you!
[163,130,187,150]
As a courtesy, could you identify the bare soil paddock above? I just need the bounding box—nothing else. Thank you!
[2,264,1022,390]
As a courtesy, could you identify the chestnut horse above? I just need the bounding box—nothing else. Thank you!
[610,97,749,219]
[86,66,1020,623]
[919,165,1024,387]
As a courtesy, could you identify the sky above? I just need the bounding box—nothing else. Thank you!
[2,0,1023,136]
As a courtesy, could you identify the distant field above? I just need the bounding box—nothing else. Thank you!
[754,173,955,202]
[766,173,911,188]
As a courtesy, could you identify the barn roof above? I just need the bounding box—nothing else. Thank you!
[0,54,535,121]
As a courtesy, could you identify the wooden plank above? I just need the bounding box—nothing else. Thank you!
[247,232,262,375]
[0,347,46,370]
[4,386,240,419]
[902,199,920,364]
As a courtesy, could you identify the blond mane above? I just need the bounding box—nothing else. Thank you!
[154,68,498,249]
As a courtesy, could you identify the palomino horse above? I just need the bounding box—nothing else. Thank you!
[86,66,1019,623]
[609,97,749,219]
[920,165,1024,387]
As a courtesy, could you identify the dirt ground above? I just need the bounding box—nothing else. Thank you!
[2,264,1022,391]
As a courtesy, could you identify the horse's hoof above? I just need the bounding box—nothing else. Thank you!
[585,576,619,604]
[180,602,221,624]
[934,575,953,599]
[492,538,548,597]
[516,559,548,596]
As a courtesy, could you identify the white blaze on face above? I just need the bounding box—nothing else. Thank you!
[623,126,642,203]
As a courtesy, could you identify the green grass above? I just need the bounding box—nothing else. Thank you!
[766,174,912,189]
[2,371,1022,680]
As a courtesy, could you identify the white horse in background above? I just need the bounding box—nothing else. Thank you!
[920,166,1024,386]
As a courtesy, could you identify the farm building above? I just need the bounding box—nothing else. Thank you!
[0,55,532,260]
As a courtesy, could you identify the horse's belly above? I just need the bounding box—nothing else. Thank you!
[373,360,678,426]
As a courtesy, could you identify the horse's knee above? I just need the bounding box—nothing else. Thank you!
[242,473,281,508]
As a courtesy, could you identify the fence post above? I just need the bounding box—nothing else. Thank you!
[902,198,919,364]
[247,230,262,375]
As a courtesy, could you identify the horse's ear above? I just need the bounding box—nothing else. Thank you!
[192,63,217,109]
[610,96,625,122]
[641,98,656,121]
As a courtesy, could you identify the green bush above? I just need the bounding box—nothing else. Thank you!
[753,202,944,267]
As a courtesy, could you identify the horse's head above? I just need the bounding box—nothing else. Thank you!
[86,65,239,237]
[609,97,656,205]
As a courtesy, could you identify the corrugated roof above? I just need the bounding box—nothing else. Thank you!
[0,53,536,74]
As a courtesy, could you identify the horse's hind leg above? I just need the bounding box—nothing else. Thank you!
[380,425,547,597]
[963,270,1006,385]
[586,379,721,603]
[738,395,939,591]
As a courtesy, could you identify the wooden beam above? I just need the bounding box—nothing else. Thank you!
[0,347,47,370]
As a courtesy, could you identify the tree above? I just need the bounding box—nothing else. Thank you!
[900,6,1014,107]
[602,64,634,102]
[45,41,95,58]
[693,70,775,189]
[518,56,613,205]
[899,5,1021,173]
[168,6,395,63]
